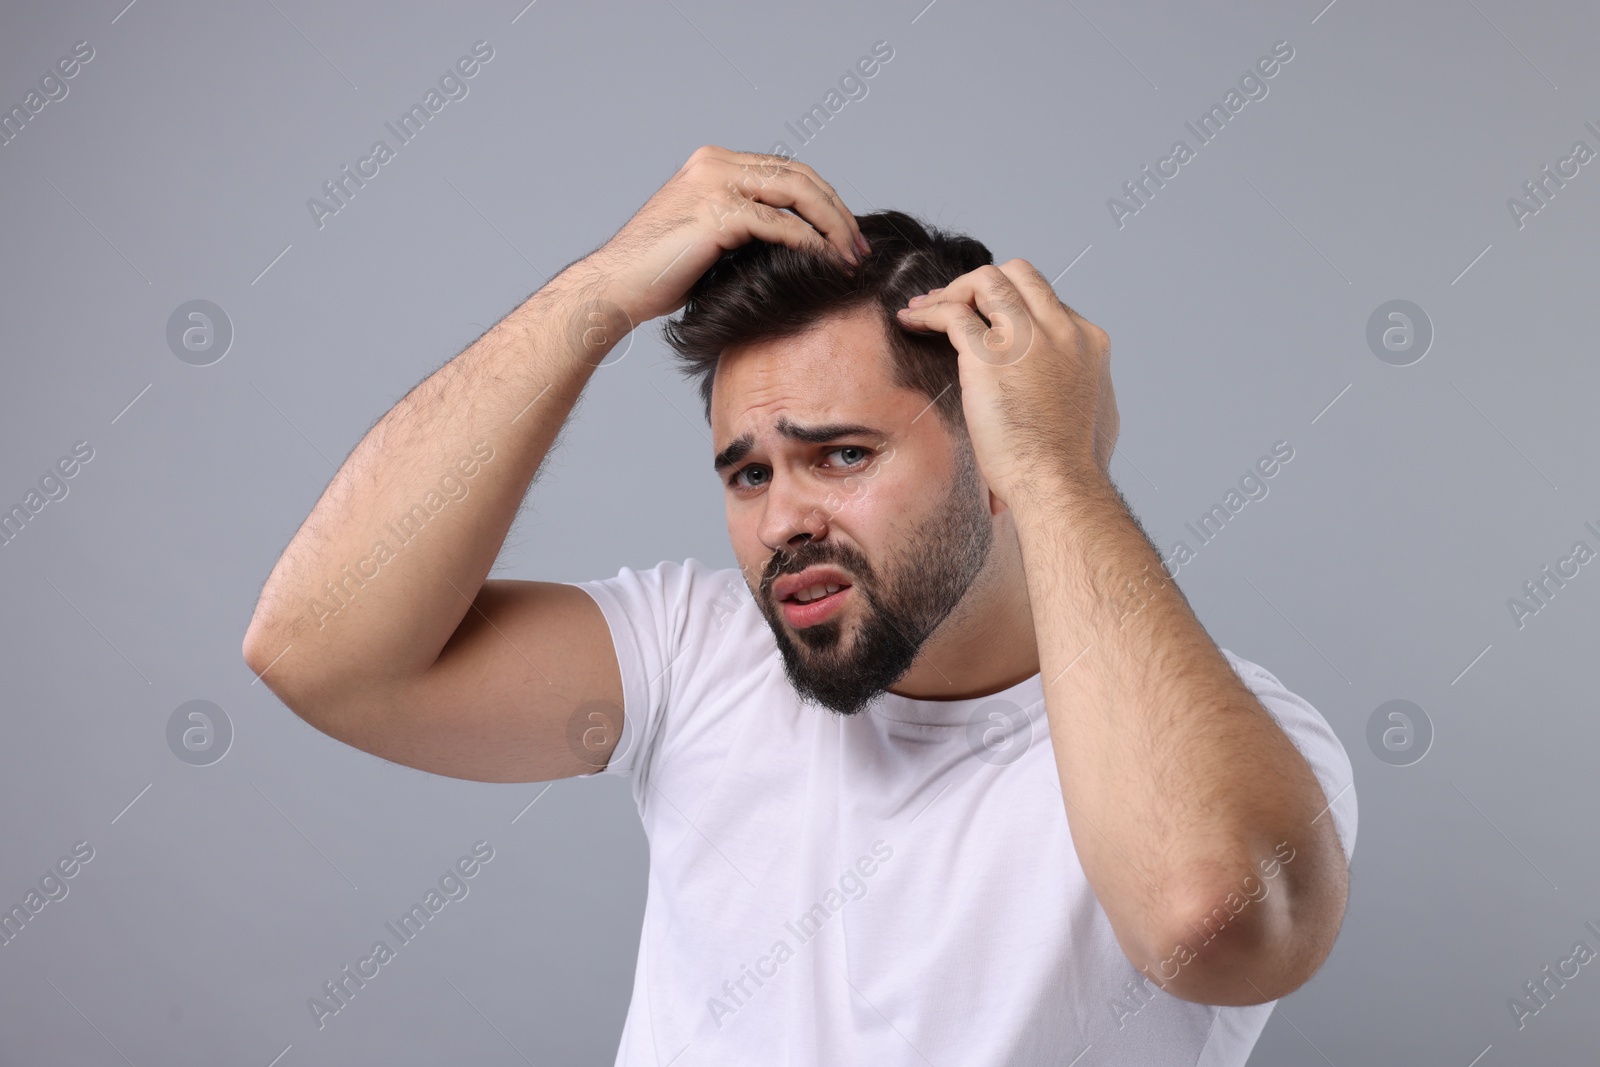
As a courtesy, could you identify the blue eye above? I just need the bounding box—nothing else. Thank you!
[728,446,873,491]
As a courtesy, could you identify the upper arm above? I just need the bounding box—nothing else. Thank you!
[320,578,627,783]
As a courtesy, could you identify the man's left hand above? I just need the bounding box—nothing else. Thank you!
[895,259,1119,508]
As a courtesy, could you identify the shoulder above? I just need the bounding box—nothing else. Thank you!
[569,556,774,695]
[567,558,780,790]
[572,557,754,630]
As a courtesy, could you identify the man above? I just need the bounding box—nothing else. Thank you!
[244,145,1356,1065]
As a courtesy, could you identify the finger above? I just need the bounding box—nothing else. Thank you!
[894,299,999,359]
[727,197,845,263]
[992,259,1111,358]
[905,265,1038,365]
[994,259,1074,325]
[748,155,867,257]
[912,265,1033,334]
[699,148,860,264]
[741,167,860,264]
[703,181,849,265]
[709,147,867,257]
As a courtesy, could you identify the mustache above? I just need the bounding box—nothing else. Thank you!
[759,542,874,597]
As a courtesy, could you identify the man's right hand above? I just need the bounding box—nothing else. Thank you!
[243,145,865,784]
[585,145,870,326]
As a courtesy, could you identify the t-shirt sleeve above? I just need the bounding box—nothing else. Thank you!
[566,558,746,797]
[1219,648,1358,864]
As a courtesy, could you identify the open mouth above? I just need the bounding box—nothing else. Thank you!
[783,581,851,605]
[778,581,853,627]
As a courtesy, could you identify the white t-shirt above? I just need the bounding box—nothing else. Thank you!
[572,558,1357,1067]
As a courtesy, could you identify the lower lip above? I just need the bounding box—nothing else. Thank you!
[780,586,852,628]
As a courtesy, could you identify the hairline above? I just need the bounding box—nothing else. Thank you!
[698,304,967,440]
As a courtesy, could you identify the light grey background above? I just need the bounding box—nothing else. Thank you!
[2,0,1596,1063]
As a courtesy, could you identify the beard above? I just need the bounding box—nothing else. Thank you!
[753,438,994,716]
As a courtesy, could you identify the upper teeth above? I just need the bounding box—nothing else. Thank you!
[794,583,842,603]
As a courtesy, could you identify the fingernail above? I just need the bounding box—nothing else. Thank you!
[856,232,871,255]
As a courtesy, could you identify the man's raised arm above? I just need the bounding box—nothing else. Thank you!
[242,146,867,783]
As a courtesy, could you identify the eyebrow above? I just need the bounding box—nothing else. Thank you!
[713,416,888,473]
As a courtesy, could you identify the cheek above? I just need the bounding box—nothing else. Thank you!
[826,475,911,556]
[727,502,778,577]
[836,484,891,527]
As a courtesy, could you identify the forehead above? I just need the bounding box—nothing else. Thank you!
[709,305,919,444]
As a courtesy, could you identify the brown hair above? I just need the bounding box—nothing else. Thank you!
[661,209,994,431]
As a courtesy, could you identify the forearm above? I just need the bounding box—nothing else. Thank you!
[242,260,618,703]
[1011,472,1343,1000]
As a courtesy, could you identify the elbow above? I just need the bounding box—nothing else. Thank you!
[241,610,398,754]
[241,614,341,727]
[242,609,309,697]
[241,617,282,682]
[1143,893,1291,1005]
[1135,852,1347,1006]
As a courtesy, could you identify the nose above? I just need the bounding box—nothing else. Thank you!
[756,474,832,553]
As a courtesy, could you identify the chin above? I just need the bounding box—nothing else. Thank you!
[792,682,879,718]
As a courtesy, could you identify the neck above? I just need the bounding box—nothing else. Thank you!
[886,525,1039,702]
